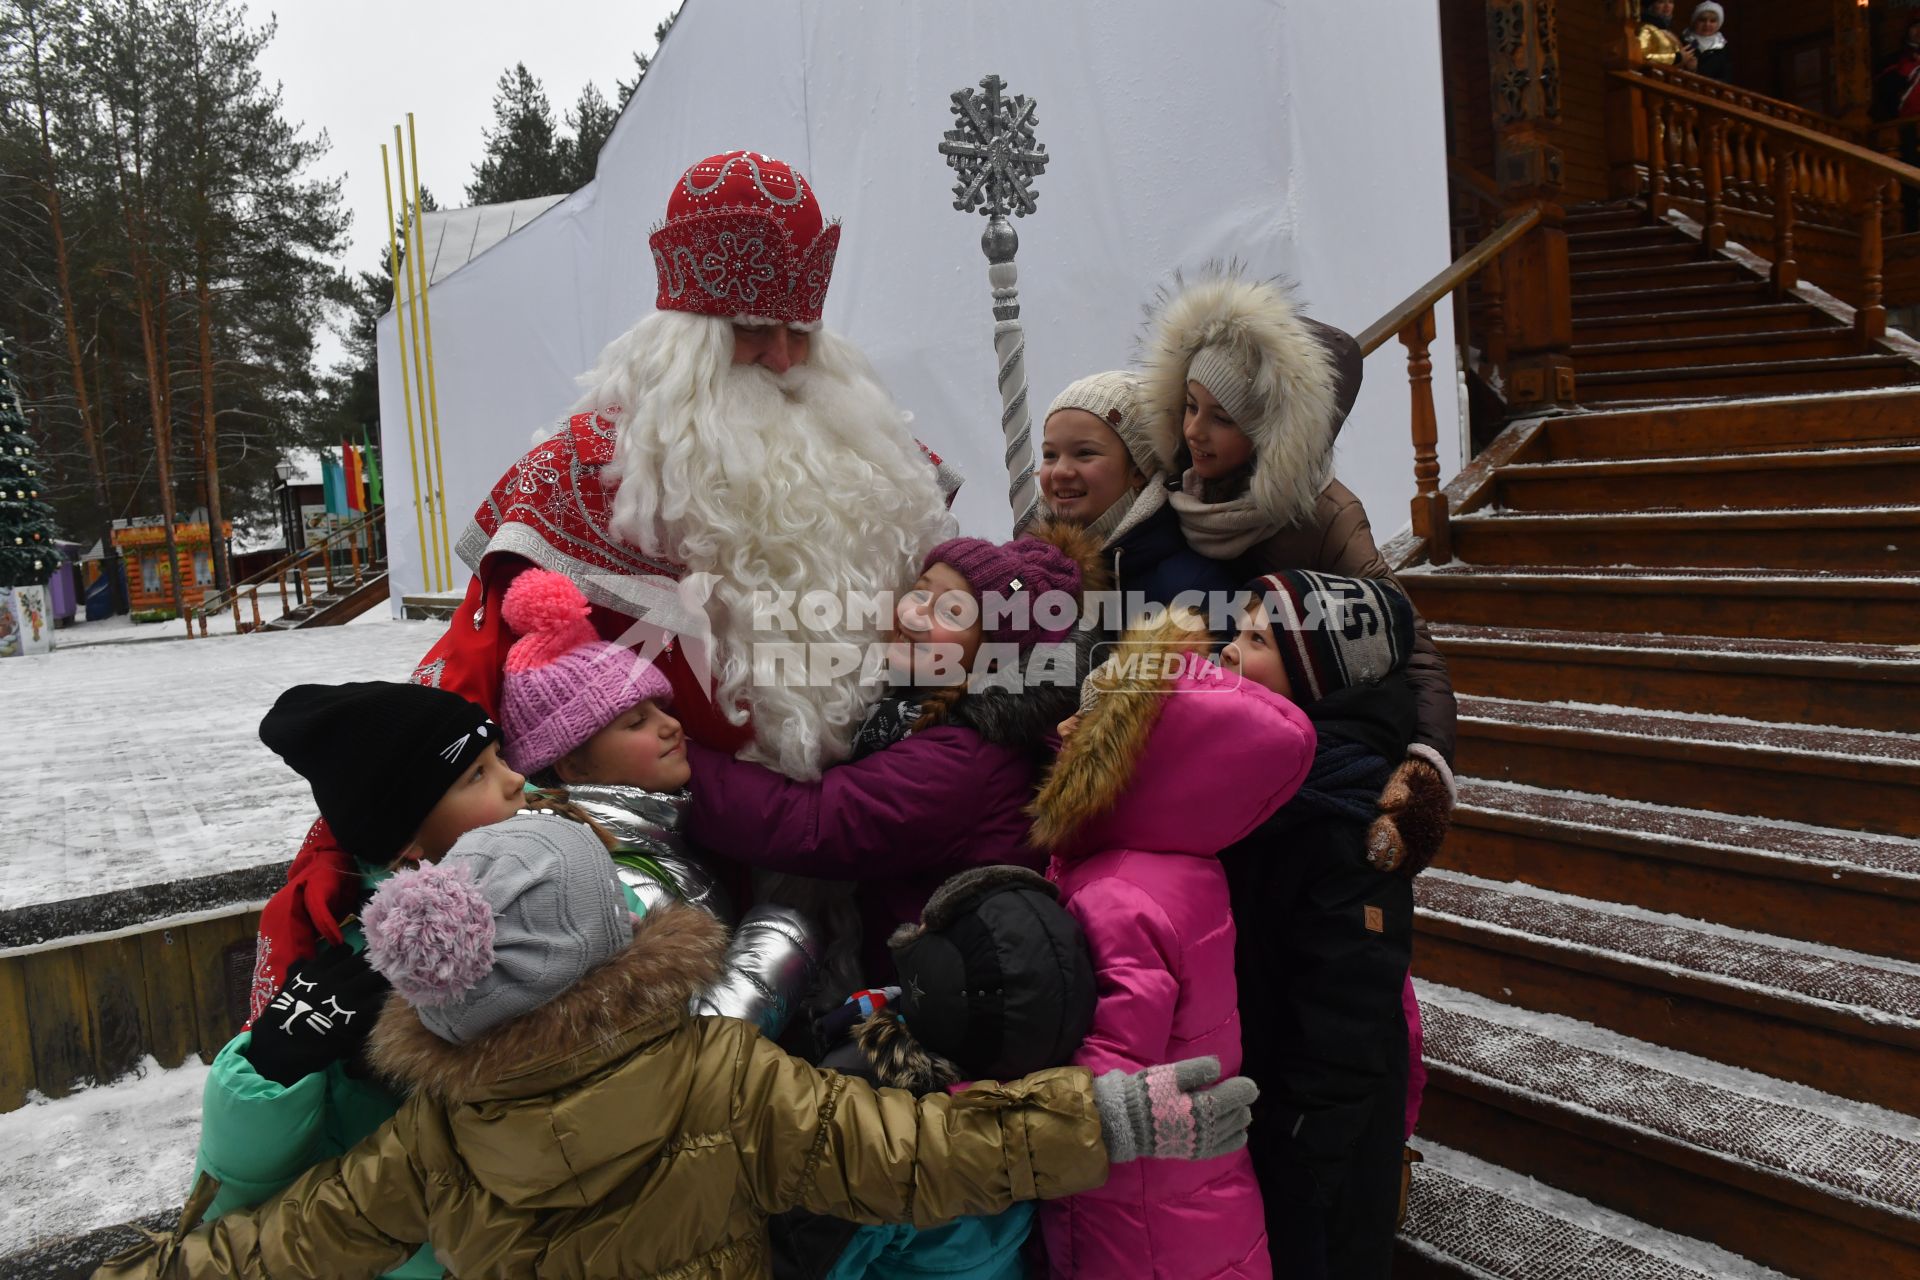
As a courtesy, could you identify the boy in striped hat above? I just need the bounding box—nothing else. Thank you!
[1218,571,1443,1279]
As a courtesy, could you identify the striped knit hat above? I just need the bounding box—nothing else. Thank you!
[1244,571,1415,703]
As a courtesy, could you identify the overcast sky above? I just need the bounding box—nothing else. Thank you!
[254,0,681,371]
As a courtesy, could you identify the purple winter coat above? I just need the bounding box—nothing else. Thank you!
[684,718,1048,978]
[1030,659,1316,1280]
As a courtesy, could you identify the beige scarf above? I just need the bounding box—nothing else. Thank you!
[1168,468,1279,559]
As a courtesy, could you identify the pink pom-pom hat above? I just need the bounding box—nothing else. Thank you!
[499,570,671,775]
[362,860,497,1007]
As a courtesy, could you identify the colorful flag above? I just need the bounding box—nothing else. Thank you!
[361,426,384,506]
[322,457,346,515]
[342,440,365,512]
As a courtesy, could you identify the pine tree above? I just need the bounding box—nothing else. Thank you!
[465,64,569,204]
[0,333,58,588]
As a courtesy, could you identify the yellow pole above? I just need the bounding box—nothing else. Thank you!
[407,113,455,590]
[394,125,444,591]
[380,143,433,594]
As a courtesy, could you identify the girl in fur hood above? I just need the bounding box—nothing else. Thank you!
[1141,268,1459,879]
[682,519,1106,992]
[1030,607,1317,1279]
[102,819,1256,1280]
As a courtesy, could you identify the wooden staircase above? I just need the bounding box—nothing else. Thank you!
[1559,203,1920,406]
[1393,244,1920,1273]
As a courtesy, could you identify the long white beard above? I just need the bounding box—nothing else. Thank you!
[588,311,956,780]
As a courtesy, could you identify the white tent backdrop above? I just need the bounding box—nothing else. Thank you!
[376,0,1459,601]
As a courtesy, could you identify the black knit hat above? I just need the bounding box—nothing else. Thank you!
[862,865,1095,1091]
[1243,571,1416,704]
[260,682,501,863]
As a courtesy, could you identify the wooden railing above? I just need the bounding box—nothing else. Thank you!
[1359,204,1544,566]
[187,506,386,637]
[1619,70,1920,342]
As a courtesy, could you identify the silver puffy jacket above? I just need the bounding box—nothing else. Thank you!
[561,784,821,1038]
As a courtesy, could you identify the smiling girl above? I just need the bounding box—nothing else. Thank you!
[1038,371,1235,622]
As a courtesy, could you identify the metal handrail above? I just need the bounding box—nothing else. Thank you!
[1359,204,1544,356]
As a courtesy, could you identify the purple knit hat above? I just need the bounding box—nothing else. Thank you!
[500,570,671,775]
[922,534,1084,648]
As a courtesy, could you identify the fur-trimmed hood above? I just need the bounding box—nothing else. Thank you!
[1140,270,1362,530]
[1028,607,1316,858]
[369,902,728,1104]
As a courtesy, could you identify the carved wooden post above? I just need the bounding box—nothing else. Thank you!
[1603,0,1649,199]
[248,587,261,632]
[1857,178,1886,345]
[1649,99,1670,219]
[1488,0,1576,410]
[1401,307,1452,565]
[1701,119,1726,253]
[1770,147,1798,295]
[1832,0,1873,134]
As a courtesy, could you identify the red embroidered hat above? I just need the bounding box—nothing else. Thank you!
[648,151,842,326]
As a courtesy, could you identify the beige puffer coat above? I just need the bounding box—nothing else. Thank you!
[100,906,1108,1279]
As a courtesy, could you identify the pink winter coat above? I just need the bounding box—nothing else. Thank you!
[1028,651,1316,1280]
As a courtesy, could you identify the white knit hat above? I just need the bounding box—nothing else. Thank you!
[1045,371,1156,477]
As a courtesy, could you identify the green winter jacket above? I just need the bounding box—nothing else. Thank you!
[193,913,443,1280]
[193,869,664,1280]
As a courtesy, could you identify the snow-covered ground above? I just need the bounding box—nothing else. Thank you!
[53,586,395,649]
[0,618,438,912]
[0,1057,207,1258]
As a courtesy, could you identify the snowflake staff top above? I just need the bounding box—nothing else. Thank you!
[939,74,1049,221]
[938,74,1049,533]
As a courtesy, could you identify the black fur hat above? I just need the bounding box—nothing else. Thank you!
[859,865,1096,1093]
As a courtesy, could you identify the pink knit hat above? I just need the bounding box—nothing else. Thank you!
[922,534,1084,649]
[499,570,671,775]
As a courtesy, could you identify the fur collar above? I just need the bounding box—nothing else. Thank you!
[1140,270,1350,533]
[368,903,728,1102]
[1026,607,1214,849]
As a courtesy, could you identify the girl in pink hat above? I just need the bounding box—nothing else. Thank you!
[499,568,820,1035]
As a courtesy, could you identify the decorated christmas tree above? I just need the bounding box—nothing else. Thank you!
[0,335,58,589]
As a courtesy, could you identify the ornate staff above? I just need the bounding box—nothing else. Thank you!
[938,73,1049,533]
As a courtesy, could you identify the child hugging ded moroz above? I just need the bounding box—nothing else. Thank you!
[497,568,820,1033]
[192,682,526,1280]
[102,819,1260,1279]
[1028,606,1318,1278]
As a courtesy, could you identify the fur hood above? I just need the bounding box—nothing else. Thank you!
[369,902,729,1103]
[1028,606,1315,857]
[1140,270,1362,530]
[922,516,1111,749]
[1027,608,1216,850]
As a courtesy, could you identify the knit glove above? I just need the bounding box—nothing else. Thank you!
[243,946,391,1086]
[1092,1056,1258,1164]
[1366,745,1456,878]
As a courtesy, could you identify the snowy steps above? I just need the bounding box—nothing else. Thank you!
[1432,625,1919,735]
[1409,984,1920,1278]
[1447,503,1920,573]
[1445,779,1920,963]
[1398,1142,1796,1280]
[1454,694,1920,839]
[1560,218,1920,401]
[1537,387,1920,463]
[1414,869,1920,1114]
[1406,564,1920,645]
[1490,444,1920,515]
[1397,301,1920,1274]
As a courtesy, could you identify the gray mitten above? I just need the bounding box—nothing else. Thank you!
[1092,1055,1258,1163]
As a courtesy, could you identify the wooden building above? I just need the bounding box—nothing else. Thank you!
[110,517,233,615]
